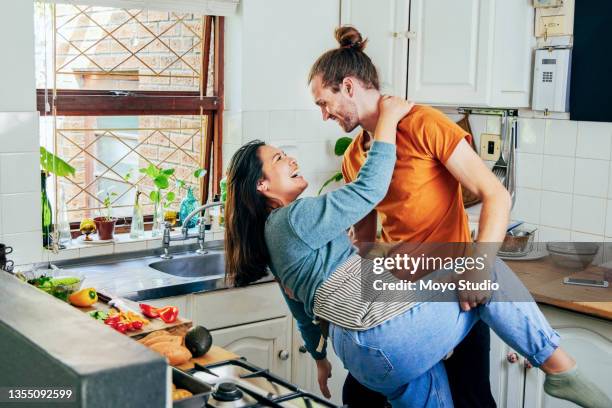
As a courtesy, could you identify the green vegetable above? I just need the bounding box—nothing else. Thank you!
[184,325,213,357]
[50,277,80,286]
[89,310,108,321]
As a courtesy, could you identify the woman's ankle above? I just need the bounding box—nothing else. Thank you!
[540,348,576,374]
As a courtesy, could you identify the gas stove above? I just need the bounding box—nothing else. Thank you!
[173,358,339,408]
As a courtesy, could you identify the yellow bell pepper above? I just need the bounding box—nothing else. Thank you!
[69,288,98,307]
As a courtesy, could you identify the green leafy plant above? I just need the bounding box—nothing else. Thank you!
[97,189,117,221]
[139,163,177,208]
[40,146,76,177]
[317,136,353,195]
[176,167,207,192]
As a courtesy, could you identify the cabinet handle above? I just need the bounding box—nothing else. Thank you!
[524,359,533,369]
[392,31,416,40]
[299,345,307,354]
[278,350,290,361]
[506,352,519,364]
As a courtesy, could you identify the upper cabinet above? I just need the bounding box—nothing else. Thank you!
[340,0,410,97]
[341,0,534,108]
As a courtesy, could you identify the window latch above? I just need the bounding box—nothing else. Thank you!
[109,90,132,97]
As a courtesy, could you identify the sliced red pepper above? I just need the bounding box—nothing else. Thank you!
[130,320,144,330]
[157,306,179,324]
[114,322,128,333]
[104,315,120,326]
[139,303,159,318]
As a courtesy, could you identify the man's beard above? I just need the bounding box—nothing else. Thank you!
[338,103,359,133]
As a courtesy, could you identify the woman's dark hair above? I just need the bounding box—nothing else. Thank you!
[225,140,271,287]
[308,26,379,92]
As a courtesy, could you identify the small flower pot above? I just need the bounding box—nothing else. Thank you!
[93,217,117,240]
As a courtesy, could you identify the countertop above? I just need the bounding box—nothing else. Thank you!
[47,242,275,301]
[507,256,612,321]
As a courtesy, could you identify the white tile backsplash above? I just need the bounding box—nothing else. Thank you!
[3,231,43,265]
[570,231,604,242]
[0,152,39,194]
[512,188,541,224]
[573,158,609,198]
[1,192,41,234]
[269,110,297,142]
[606,200,612,237]
[541,155,574,193]
[571,195,606,235]
[538,226,571,242]
[544,119,577,157]
[518,118,545,154]
[576,121,612,160]
[242,111,270,143]
[540,191,572,229]
[0,112,39,153]
[516,153,542,189]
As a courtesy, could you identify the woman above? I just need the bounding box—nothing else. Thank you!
[224,96,610,408]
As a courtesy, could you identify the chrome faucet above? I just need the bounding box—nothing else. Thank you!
[160,201,224,259]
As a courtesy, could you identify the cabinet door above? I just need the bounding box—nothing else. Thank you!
[407,0,493,106]
[291,322,347,406]
[523,306,612,408]
[489,331,526,408]
[211,316,293,380]
[340,0,410,97]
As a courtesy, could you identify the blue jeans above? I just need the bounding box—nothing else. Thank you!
[329,259,560,407]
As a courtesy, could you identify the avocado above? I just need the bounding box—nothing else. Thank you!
[185,325,213,357]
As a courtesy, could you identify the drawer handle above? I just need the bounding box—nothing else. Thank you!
[278,350,290,361]
[506,352,519,364]
[299,345,307,354]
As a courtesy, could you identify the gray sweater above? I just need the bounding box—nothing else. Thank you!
[265,141,396,359]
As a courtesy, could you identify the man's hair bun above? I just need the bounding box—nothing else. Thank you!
[335,26,367,52]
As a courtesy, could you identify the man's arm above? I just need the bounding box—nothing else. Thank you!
[445,139,511,310]
[445,139,511,243]
[349,209,377,256]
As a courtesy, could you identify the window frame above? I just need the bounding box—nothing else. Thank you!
[37,12,225,234]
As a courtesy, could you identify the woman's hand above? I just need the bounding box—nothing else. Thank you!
[374,96,415,144]
[316,358,333,398]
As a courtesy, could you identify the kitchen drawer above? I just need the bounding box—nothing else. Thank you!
[192,283,289,330]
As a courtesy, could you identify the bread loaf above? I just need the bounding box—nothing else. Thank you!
[149,342,192,366]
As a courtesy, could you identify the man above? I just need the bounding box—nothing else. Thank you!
[308,26,511,407]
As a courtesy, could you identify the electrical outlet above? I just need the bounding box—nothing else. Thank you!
[480,133,501,161]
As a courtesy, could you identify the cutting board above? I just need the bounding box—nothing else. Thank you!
[175,346,239,371]
[79,295,192,338]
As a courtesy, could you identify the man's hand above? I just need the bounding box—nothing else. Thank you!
[316,358,332,398]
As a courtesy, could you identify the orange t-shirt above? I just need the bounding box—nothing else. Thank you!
[342,105,472,244]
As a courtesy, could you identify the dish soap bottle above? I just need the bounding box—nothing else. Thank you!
[130,190,145,239]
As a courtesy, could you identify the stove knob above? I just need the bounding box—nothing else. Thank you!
[299,345,307,354]
[278,350,290,361]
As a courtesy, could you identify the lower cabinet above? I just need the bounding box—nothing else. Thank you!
[490,305,612,408]
[291,322,347,406]
[210,316,293,380]
[523,306,612,408]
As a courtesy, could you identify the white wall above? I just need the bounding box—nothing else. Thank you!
[0,2,42,266]
[222,0,350,197]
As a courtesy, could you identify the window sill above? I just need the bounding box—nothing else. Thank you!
[45,226,225,262]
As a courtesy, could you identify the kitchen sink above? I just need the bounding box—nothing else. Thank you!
[148,251,225,278]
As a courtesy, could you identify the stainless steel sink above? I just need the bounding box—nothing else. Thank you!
[148,251,225,278]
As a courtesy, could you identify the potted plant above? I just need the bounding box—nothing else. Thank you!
[139,164,177,236]
[94,189,117,240]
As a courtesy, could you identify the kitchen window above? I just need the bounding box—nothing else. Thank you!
[34,2,224,237]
